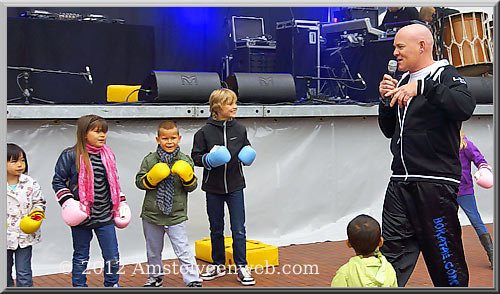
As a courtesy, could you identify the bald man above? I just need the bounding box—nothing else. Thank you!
[377,24,475,287]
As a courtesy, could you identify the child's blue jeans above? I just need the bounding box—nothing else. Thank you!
[206,189,247,267]
[70,223,120,287]
[7,245,33,287]
[457,194,488,236]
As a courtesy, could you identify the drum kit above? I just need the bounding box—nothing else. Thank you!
[433,10,493,77]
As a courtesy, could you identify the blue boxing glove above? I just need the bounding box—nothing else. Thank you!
[202,145,231,170]
[238,145,256,166]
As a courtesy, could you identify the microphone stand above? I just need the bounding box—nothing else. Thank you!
[7,66,91,104]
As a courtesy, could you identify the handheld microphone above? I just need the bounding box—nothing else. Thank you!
[382,60,398,107]
[85,66,93,85]
[387,60,398,78]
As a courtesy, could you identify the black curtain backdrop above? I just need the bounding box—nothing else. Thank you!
[8,7,329,70]
[7,17,155,104]
[7,7,392,104]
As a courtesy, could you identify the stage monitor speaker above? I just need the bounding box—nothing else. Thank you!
[139,71,222,103]
[225,73,296,103]
[464,76,493,104]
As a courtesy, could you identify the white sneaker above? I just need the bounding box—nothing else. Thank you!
[200,264,226,281]
[236,266,255,286]
[143,276,163,287]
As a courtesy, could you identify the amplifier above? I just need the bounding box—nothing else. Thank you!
[231,47,276,73]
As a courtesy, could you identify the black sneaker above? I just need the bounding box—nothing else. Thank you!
[143,276,163,287]
[236,266,255,286]
[200,264,226,281]
[187,281,203,287]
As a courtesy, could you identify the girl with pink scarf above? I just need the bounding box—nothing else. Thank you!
[52,114,129,287]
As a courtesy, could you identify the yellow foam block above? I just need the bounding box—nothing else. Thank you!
[195,236,279,270]
[107,85,141,102]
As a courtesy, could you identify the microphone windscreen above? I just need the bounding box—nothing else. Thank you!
[388,60,398,75]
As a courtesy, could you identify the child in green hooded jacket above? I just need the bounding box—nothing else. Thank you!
[331,214,397,287]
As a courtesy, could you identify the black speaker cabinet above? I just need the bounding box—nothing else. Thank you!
[225,73,296,103]
[139,71,222,103]
[464,76,493,104]
[276,20,320,99]
[232,46,277,73]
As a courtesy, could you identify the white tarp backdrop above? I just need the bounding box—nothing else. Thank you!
[7,115,494,276]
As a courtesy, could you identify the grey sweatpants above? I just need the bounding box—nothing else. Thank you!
[142,218,201,285]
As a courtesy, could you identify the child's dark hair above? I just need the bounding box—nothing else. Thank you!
[7,143,28,174]
[347,214,381,256]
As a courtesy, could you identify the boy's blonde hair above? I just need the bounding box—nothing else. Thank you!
[459,128,468,150]
[209,88,237,119]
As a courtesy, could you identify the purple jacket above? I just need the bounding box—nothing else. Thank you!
[458,136,489,196]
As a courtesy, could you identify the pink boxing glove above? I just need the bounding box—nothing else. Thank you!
[61,198,88,226]
[114,202,131,229]
[474,167,493,189]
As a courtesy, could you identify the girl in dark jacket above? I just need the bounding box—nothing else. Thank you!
[52,114,128,287]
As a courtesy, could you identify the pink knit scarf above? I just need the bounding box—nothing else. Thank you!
[78,144,121,217]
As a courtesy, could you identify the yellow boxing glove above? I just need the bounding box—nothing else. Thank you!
[142,162,170,189]
[19,209,45,234]
[171,160,197,186]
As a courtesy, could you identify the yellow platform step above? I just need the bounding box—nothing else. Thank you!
[195,236,278,270]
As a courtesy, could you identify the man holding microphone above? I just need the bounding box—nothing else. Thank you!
[377,24,476,287]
